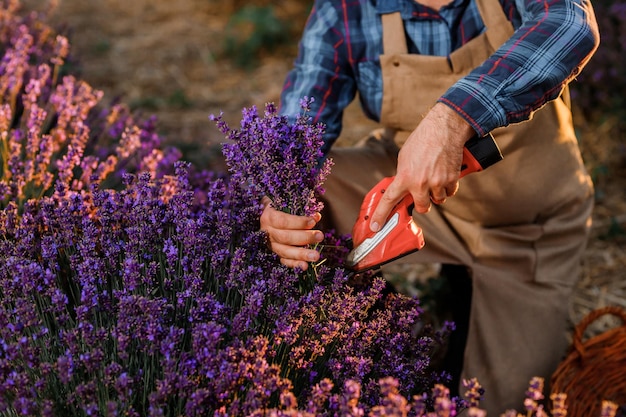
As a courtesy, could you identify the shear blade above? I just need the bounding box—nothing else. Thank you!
[345,212,399,267]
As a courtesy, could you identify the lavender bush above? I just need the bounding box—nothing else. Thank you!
[0,2,181,212]
[0,91,454,414]
[1,1,622,416]
[0,4,452,414]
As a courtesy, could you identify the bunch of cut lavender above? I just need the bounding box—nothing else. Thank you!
[211,97,332,217]
[211,97,336,294]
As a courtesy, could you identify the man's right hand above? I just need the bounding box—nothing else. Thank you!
[260,197,324,270]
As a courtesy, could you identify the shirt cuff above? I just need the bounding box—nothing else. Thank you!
[437,78,509,137]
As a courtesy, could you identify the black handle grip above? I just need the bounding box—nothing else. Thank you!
[462,132,503,172]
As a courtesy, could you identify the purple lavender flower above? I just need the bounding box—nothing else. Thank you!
[462,378,484,408]
[210,98,332,217]
[368,377,410,417]
[524,376,545,413]
[549,392,567,417]
[431,384,456,417]
[334,379,365,417]
[466,408,487,417]
[600,400,618,417]
[0,12,182,212]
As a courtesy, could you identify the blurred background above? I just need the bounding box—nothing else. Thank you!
[33,0,626,332]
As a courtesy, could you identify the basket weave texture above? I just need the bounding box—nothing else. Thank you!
[551,306,626,417]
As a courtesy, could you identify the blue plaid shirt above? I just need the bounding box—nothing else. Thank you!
[280,0,598,153]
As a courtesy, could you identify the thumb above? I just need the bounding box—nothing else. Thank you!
[369,178,404,232]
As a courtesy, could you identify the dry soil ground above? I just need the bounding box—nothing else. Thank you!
[42,0,626,337]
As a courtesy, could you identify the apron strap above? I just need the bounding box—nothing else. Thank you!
[475,0,514,50]
[381,12,408,54]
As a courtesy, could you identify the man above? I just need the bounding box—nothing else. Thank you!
[260,0,599,412]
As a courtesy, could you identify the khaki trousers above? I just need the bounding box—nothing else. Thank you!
[320,124,593,412]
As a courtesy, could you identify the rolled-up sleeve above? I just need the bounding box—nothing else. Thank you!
[439,0,600,136]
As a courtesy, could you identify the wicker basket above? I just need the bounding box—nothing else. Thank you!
[551,306,626,417]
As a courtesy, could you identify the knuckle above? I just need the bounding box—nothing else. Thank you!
[273,228,291,244]
[260,211,271,227]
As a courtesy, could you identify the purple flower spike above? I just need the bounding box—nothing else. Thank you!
[211,100,332,217]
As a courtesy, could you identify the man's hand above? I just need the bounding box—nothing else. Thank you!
[260,197,324,270]
[369,103,475,232]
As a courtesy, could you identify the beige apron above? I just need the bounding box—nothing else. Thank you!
[322,0,594,412]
